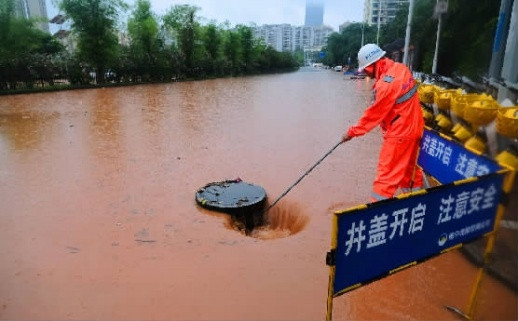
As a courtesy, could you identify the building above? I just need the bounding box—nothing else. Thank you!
[49,13,75,52]
[364,0,409,26]
[14,0,49,32]
[251,0,334,54]
[252,24,333,53]
[305,0,324,27]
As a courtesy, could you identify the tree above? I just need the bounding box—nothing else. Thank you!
[379,3,409,45]
[438,0,500,78]
[222,29,242,74]
[322,32,345,66]
[408,0,439,73]
[163,4,200,76]
[1,0,299,91]
[237,25,253,71]
[59,0,127,84]
[201,23,222,75]
[323,0,499,79]
[127,0,161,81]
[401,0,499,78]
[292,49,304,66]
[0,0,15,42]
[203,24,220,61]
[323,23,376,68]
[0,0,64,89]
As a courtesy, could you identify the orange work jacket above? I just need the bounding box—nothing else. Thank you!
[347,58,424,139]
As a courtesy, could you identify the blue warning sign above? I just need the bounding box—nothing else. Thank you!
[418,128,501,184]
[333,172,504,296]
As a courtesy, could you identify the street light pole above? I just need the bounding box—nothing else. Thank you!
[403,0,415,66]
[431,12,442,73]
[432,0,448,74]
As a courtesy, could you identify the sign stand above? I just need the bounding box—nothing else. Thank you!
[325,215,337,321]
[326,204,366,320]
[449,159,517,320]
[325,128,516,320]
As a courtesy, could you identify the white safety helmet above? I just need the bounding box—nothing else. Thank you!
[357,43,386,70]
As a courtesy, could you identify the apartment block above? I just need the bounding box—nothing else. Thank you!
[15,0,50,32]
[364,0,409,26]
[252,24,333,52]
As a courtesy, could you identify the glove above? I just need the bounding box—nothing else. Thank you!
[341,132,352,142]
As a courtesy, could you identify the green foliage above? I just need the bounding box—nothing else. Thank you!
[323,0,500,79]
[128,0,159,52]
[407,0,436,72]
[322,23,377,67]
[379,3,409,44]
[0,0,15,42]
[163,4,200,74]
[237,25,254,70]
[203,24,221,61]
[0,0,503,92]
[438,0,500,78]
[0,0,65,89]
[60,0,127,83]
[223,29,241,74]
[292,50,304,66]
[199,23,223,75]
[0,0,299,92]
[127,0,162,81]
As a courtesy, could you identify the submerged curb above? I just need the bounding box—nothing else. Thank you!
[461,229,518,293]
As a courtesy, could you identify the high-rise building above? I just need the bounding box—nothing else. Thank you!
[305,0,324,27]
[364,0,409,26]
[252,24,333,53]
[15,0,50,32]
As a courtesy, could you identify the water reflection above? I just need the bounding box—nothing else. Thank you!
[0,93,62,151]
[91,89,122,149]
[0,110,59,150]
[141,85,166,135]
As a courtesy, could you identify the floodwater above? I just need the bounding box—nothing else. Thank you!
[0,68,516,320]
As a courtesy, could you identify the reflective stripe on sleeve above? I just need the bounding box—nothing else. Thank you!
[395,84,417,104]
[371,191,388,201]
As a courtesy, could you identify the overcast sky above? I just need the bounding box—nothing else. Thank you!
[48,0,365,32]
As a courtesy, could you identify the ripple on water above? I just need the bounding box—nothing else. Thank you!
[246,201,309,240]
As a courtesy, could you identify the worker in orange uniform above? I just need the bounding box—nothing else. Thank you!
[342,43,424,202]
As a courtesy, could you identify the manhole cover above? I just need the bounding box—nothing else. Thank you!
[195,179,267,214]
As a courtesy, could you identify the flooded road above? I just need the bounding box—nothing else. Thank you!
[0,68,516,320]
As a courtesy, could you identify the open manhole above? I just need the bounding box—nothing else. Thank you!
[195,178,267,232]
[195,143,342,237]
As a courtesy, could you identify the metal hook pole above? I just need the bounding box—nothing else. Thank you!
[263,141,344,214]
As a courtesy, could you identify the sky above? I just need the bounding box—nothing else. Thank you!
[47,0,365,32]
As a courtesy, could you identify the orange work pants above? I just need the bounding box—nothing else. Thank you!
[370,136,423,202]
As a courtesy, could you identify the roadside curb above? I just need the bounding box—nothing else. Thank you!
[461,227,518,293]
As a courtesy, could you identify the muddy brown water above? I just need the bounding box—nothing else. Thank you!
[0,69,516,320]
